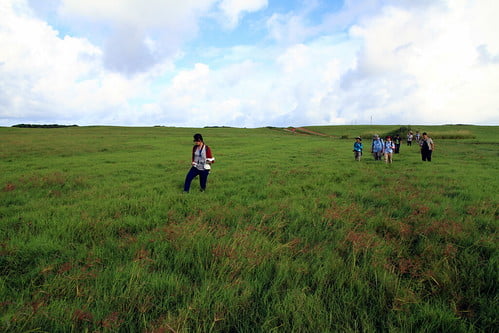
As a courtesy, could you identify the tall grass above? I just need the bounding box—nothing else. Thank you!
[0,125,497,332]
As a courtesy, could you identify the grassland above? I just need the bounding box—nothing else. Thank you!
[0,125,497,332]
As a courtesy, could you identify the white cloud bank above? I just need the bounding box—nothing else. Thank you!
[0,0,498,127]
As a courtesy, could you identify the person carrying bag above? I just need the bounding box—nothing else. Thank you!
[183,133,215,192]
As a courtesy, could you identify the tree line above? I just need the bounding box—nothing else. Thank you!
[12,124,79,128]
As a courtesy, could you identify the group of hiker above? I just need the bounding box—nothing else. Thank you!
[353,131,434,163]
[184,131,435,193]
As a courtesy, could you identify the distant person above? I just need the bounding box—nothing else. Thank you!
[394,134,401,153]
[183,133,215,192]
[407,132,413,146]
[420,132,434,162]
[371,134,384,161]
[415,131,421,143]
[353,137,363,161]
[383,136,396,164]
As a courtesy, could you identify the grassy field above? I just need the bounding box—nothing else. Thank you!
[0,125,497,332]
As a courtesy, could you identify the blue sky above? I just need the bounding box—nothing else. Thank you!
[1,0,498,127]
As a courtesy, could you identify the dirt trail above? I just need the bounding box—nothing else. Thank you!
[289,127,330,137]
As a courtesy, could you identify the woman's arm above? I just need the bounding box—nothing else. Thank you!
[206,146,215,163]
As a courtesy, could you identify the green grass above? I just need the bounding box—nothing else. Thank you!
[0,125,497,332]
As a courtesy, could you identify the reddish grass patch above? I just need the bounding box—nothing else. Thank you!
[386,256,424,278]
[49,189,62,197]
[72,309,94,324]
[420,219,464,238]
[443,243,458,258]
[134,248,154,264]
[323,202,367,226]
[100,312,124,329]
[398,222,413,239]
[410,204,430,217]
[211,244,237,260]
[3,183,15,191]
[344,230,378,250]
[58,262,73,274]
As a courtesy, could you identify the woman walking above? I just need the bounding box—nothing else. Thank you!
[183,133,215,192]
[383,136,396,164]
[407,132,413,146]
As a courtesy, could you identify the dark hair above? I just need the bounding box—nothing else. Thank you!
[193,133,204,142]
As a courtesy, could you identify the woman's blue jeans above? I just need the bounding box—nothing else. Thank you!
[184,167,210,192]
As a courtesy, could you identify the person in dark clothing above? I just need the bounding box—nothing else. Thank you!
[394,134,401,153]
[420,132,434,162]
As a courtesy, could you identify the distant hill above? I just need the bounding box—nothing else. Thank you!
[12,124,78,128]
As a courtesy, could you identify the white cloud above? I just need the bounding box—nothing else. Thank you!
[218,0,268,27]
[58,0,217,28]
[1,0,498,127]
[153,35,360,127]
[55,0,269,74]
[0,0,171,125]
[0,2,95,120]
[157,61,270,127]
[266,11,318,45]
[277,44,310,73]
[265,0,326,44]
[56,0,220,74]
[341,1,499,125]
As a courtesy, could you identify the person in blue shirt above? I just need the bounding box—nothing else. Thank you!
[353,137,363,161]
[371,134,384,161]
[383,136,396,164]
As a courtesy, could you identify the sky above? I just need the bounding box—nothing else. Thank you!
[1,0,498,127]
